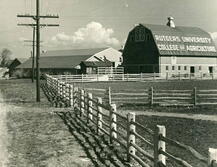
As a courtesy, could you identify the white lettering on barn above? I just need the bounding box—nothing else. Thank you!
[157,44,216,52]
[155,35,212,44]
[155,35,216,52]
[186,45,216,52]
[155,35,181,42]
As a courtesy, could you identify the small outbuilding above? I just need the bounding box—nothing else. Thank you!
[80,61,113,74]
[8,58,28,77]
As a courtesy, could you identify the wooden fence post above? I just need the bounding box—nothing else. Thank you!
[208,148,217,167]
[154,125,166,167]
[59,82,62,97]
[149,87,154,106]
[80,89,85,117]
[108,87,111,105]
[74,86,79,116]
[110,104,117,144]
[66,84,69,102]
[87,93,93,124]
[81,74,84,83]
[63,82,66,100]
[97,74,99,82]
[73,83,76,109]
[97,97,103,134]
[61,82,64,98]
[57,79,60,96]
[69,84,74,108]
[127,112,136,163]
[55,79,57,92]
[193,87,197,106]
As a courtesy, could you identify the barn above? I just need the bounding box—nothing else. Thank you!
[122,17,217,74]
[15,47,122,77]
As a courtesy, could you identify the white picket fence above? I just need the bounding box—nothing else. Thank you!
[50,72,217,83]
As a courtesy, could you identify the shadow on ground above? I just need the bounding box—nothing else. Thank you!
[56,111,129,167]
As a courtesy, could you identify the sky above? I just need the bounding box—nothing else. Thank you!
[1,0,217,58]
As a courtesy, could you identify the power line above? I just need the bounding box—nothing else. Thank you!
[17,0,59,102]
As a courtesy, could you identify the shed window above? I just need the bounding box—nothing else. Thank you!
[166,66,169,71]
[184,66,187,70]
[178,66,181,70]
[172,66,175,70]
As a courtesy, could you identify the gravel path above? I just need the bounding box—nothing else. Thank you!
[120,110,217,121]
[0,92,9,167]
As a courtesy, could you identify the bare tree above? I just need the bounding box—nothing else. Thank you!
[1,48,12,67]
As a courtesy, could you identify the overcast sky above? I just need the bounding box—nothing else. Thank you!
[1,0,217,58]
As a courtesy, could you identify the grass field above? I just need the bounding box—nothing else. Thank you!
[2,79,217,166]
[136,115,217,167]
[78,80,217,115]
[77,80,217,90]
[76,80,217,166]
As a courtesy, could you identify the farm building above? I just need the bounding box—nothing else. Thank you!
[80,61,113,74]
[8,58,28,77]
[122,17,217,74]
[15,47,122,77]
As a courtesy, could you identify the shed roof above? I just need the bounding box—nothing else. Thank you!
[16,55,93,69]
[140,24,217,56]
[18,58,28,63]
[8,58,28,69]
[41,47,108,57]
[81,61,112,67]
[16,48,110,69]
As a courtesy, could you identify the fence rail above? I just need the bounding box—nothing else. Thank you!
[49,72,217,83]
[44,74,217,167]
[46,74,217,107]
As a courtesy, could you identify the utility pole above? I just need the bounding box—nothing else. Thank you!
[23,27,36,83]
[31,51,34,82]
[32,27,35,83]
[17,0,59,102]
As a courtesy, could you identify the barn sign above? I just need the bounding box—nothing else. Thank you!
[155,35,216,52]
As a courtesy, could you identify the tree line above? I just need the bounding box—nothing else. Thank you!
[0,48,13,67]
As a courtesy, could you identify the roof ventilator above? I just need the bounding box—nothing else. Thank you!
[167,17,176,28]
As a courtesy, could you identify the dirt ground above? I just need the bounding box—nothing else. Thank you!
[0,99,97,167]
[0,79,96,167]
[0,79,128,167]
[0,93,9,167]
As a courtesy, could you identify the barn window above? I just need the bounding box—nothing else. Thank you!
[178,66,181,70]
[166,66,169,70]
[135,28,145,42]
[146,34,151,41]
[172,66,175,70]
